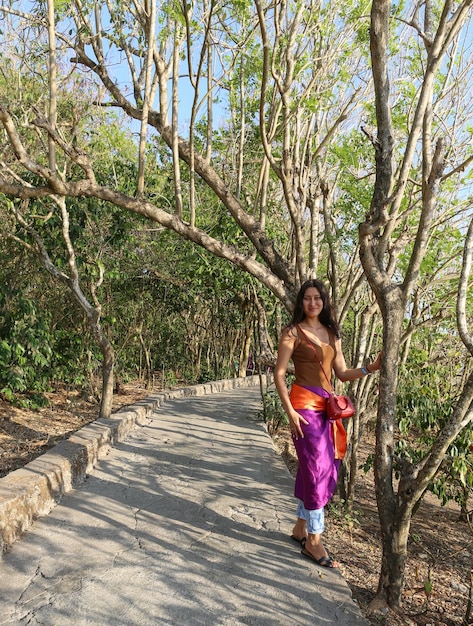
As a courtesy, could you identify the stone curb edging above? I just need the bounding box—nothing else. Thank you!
[0,374,268,559]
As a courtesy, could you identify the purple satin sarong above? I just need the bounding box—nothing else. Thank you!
[292,385,340,510]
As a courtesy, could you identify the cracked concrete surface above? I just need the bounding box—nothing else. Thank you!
[0,380,368,625]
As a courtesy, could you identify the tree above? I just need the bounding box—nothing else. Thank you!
[0,1,125,418]
[0,0,372,308]
[361,0,473,609]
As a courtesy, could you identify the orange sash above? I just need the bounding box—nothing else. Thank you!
[289,384,347,460]
[290,384,327,411]
[332,419,347,460]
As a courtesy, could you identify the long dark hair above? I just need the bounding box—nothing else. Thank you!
[289,279,341,338]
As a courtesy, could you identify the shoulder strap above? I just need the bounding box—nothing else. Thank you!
[296,324,334,393]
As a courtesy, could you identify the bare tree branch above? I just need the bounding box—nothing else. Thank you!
[457,217,473,354]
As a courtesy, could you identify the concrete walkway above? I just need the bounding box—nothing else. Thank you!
[0,379,368,625]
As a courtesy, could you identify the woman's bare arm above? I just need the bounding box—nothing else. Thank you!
[332,339,382,382]
[274,328,308,438]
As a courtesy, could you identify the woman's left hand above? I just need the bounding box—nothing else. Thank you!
[369,351,382,372]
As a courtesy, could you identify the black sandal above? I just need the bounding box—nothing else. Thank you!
[301,547,338,568]
[290,535,307,547]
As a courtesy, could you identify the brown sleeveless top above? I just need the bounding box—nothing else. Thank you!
[292,328,336,392]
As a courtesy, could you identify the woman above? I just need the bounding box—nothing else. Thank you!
[274,279,381,568]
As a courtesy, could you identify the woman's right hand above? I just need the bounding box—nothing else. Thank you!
[289,409,308,440]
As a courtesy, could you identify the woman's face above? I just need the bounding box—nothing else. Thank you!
[302,287,323,319]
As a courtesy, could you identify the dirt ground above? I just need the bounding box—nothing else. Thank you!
[1,383,472,626]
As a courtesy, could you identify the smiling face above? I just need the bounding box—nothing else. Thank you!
[302,287,323,320]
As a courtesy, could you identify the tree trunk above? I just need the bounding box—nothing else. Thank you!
[140,337,153,389]
[370,300,405,607]
[99,339,114,419]
[239,330,253,377]
[375,510,412,608]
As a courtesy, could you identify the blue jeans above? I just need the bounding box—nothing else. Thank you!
[297,499,325,534]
